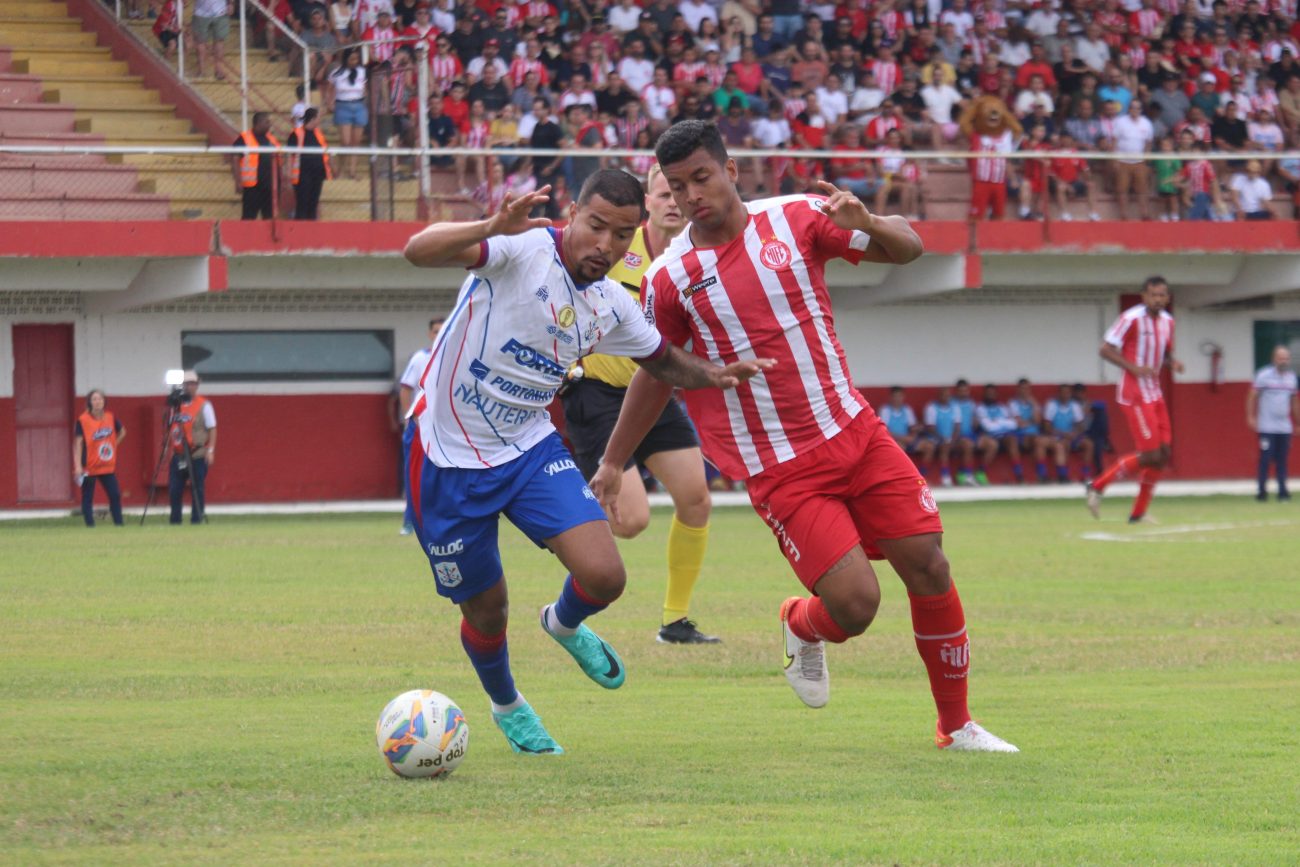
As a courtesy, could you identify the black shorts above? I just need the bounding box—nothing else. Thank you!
[561,379,700,480]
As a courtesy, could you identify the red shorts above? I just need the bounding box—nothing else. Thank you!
[745,412,944,589]
[1120,399,1172,451]
[970,179,1007,219]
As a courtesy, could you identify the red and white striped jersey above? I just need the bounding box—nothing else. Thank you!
[363,24,400,64]
[519,0,556,20]
[429,51,462,94]
[1181,159,1216,195]
[673,61,707,86]
[867,59,900,95]
[702,62,727,88]
[969,130,1016,183]
[1129,9,1162,37]
[642,194,875,479]
[1104,303,1175,405]
[508,56,548,88]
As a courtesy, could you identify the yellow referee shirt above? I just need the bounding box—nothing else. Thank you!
[579,225,656,388]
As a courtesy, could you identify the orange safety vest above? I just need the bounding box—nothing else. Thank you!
[239,130,282,188]
[289,126,333,185]
[170,395,210,454]
[77,410,118,476]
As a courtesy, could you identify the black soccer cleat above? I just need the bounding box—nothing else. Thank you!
[657,618,722,644]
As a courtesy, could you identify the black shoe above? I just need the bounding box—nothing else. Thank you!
[1256,492,1268,502]
[1279,490,1291,502]
[656,618,721,644]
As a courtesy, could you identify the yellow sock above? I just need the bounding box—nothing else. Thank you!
[663,515,709,625]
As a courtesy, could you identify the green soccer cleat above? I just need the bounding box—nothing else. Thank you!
[540,605,627,689]
[492,701,564,755]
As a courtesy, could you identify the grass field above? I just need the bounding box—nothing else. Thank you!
[2,496,1298,865]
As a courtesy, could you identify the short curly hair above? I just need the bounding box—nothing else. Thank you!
[653,119,729,169]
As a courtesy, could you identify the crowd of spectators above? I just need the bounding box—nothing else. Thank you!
[145,0,1300,220]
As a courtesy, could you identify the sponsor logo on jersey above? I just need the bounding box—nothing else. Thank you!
[469,359,491,381]
[500,338,566,379]
[544,458,577,476]
[683,274,716,299]
[454,382,541,425]
[622,251,643,269]
[427,538,465,557]
[535,285,549,302]
[546,324,575,344]
[918,480,938,514]
[98,443,114,461]
[433,561,464,588]
[488,375,555,402]
[93,428,114,440]
[758,238,792,271]
[557,305,577,328]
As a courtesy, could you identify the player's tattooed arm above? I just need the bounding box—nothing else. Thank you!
[404,186,553,267]
[637,344,775,390]
[814,180,923,265]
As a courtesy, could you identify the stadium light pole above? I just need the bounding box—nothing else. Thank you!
[238,0,249,132]
[416,40,431,203]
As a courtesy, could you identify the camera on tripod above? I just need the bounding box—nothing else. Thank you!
[165,368,186,408]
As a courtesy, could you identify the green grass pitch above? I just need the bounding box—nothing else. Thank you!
[2,496,1298,864]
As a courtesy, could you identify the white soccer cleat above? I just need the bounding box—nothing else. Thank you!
[779,598,829,708]
[1085,483,1101,520]
[936,721,1020,753]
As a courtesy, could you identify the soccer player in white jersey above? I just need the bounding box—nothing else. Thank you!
[1086,276,1184,523]
[402,169,771,756]
[591,120,1019,752]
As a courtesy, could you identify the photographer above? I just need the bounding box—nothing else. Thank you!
[169,370,217,525]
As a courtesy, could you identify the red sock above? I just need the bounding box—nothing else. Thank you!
[1131,468,1160,519]
[784,596,851,644]
[1092,452,1140,493]
[909,582,972,735]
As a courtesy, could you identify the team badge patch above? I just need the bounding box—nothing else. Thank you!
[623,251,643,268]
[758,238,792,271]
[433,561,463,588]
[918,480,938,514]
[557,305,576,328]
[98,444,114,461]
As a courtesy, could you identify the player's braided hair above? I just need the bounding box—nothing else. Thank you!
[576,169,647,220]
[654,119,729,169]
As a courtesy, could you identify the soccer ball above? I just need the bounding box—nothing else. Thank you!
[376,689,469,778]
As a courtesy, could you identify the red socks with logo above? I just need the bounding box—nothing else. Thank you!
[1131,468,1160,520]
[784,596,850,644]
[910,583,972,736]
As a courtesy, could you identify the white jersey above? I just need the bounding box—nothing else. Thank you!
[400,347,432,390]
[414,228,665,468]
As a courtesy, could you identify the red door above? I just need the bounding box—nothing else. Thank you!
[13,324,74,503]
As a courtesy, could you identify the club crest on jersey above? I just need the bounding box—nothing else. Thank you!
[557,305,576,328]
[918,480,938,514]
[758,238,792,271]
[98,444,114,461]
[622,251,643,269]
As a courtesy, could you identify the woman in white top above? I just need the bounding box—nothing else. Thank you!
[330,0,354,40]
[328,48,369,178]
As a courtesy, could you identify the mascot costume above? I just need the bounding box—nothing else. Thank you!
[959,95,1023,221]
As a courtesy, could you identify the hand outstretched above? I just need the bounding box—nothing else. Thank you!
[488,185,553,236]
[814,180,876,233]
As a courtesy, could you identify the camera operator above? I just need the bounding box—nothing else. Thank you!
[169,370,217,525]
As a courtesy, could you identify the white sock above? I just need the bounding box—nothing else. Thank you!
[543,603,577,637]
[491,693,526,715]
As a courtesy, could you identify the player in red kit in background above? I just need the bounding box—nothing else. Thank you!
[1086,276,1184,523]
[591,120,1019,753]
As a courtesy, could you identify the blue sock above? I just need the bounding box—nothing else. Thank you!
[1036,461,1048,480]
[1057,465,1069,481]
[460,619,517,706]
[1012,463,1024,481]
[552,574,608,630]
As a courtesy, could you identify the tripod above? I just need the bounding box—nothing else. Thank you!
[140,399,207,525]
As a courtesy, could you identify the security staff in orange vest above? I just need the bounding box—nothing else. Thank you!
[230,111,282,220]
[290,107,332,221]
[73,388,127,527]
[168,370,217,525]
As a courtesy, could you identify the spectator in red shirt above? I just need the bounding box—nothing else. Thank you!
[1014,41,1058,91]
[443,79,470,133]
[1049,131,1100,221]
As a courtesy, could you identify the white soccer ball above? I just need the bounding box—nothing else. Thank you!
[375,689,469,778]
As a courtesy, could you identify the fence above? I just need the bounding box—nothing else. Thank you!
[1,142,1297,224]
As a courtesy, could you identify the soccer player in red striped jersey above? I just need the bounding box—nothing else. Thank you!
[591,120,1019,753]
[1086,277,1185,523]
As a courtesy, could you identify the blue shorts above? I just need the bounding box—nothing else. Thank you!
[334,99,368,128]
[406,430,606,604]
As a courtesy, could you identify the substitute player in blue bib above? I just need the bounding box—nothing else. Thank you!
[403,170,771,756]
